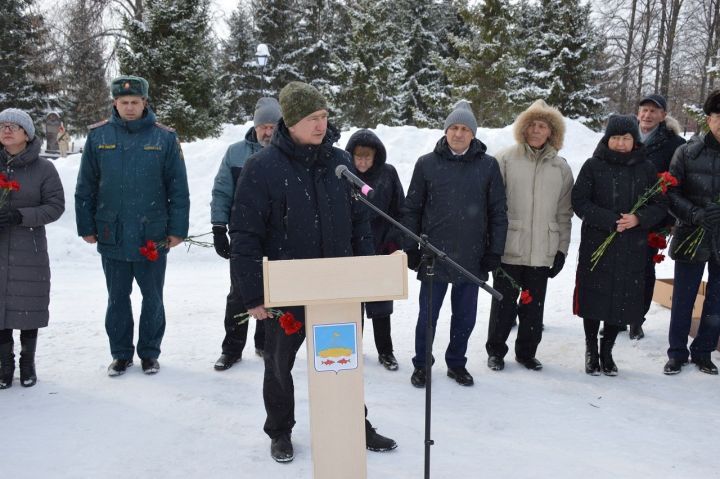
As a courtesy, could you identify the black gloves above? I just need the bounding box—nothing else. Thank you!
[702,204,720,229]
[406,249,421,271]
[548,251,566,278]
[0,209,22,228]
[212,224,231,259]
[480,254,501,273]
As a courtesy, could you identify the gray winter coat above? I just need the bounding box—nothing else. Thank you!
[0,138,65,329]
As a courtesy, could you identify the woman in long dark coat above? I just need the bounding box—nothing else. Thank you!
[0,108,65,389]
[572,115,667,376]
[345,129,405,370]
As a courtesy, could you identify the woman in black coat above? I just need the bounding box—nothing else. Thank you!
[572,115,667,376]
[0,108,65,389]
[345,129,405,371]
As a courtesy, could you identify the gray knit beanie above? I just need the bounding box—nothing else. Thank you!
[279,81,327,127]
[0,108,35,140]
[603,114,641,145]
[443,101,478,136]
[253,97,282,127]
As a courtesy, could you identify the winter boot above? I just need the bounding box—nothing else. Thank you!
[585,339,601,376]
[0,342,15,389]
[600,338,618,376]
[19,336,37,387]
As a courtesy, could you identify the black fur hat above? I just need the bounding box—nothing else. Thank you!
[703,90,720,115]
[603,114,641,145]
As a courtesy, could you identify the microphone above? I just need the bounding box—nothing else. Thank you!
[335,164,374,198]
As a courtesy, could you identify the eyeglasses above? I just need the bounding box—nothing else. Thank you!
[0,123,22,132]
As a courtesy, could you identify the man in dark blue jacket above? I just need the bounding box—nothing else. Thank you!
[403,101,508,388]
[229,81,396,463]
[75,76,190,377]
[210,97,281,370]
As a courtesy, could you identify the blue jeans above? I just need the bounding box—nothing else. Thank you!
[668,260,720,361]
[101,255,167,360]
[412,280,479,369]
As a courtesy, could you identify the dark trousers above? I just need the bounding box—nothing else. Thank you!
[0,329,38,345]
[262,307,374,438]
[584,319,620,344]
[221,282,265,356]
[412,280,479,369]
[101,255,167,360]
[263,306,306,438]
[486,264,549,360]
[640,245,657,325]
[668,260,720,361]
[360,304,394,355]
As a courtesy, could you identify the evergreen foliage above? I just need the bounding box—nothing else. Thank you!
[0,0,61,127]
[63,0,110,133]
[118,0,226,141]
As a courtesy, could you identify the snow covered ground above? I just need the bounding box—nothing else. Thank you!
[5,120,719,479]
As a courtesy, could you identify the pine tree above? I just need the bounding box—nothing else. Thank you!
[118,0,226,140]
[0,0,61,125]
[439,0,517,127]
[63,0,110,133]
[219,3,260,124]
[509,0,606,128]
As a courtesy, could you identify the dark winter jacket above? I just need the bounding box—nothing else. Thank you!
[644,119,686,174]
[75,107,190,261]
[402,136,508,283]
[345,129,405,318]
[572,142,668,325]
[0,138,65,330]
[229,120,375,309]
[668,133,720,263]
[210,127,264,225]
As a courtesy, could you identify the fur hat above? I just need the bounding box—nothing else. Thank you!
[444,101,477,136]
[111,75,149,98]
[703,90,720,115]
[0,108,35,140]
[279,81,327,127]
[603,114,641,145]
[253,97,281,127]
[513,99,565,150]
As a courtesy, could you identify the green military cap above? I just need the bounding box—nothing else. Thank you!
[111,75,149,99]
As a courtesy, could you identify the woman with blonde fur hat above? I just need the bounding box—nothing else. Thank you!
[486,99,574,372]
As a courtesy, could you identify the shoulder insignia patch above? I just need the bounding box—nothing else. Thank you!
[88,119,109,130]
[155,122,175,132]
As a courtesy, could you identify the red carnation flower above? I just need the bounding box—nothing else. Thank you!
[278,311,303,335]
[139,240,160,261]
[520,290,533,305]
[652,254,665,264]
[647,232,667,249]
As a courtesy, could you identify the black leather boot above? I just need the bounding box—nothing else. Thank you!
[585,339,600,376]
[19,336,37,387]
[0,342,15,389]
[600,338,618,376]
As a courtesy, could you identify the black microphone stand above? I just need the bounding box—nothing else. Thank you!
[348,187,502,479]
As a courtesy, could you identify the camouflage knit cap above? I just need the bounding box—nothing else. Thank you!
[279,81,327,127]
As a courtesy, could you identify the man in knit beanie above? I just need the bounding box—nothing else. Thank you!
[210,97,282,370]
[403,100,508,389]
[228,81,397,461]
[0,109,36,142]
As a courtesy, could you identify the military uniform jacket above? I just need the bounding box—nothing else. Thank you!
[75,107,190,261]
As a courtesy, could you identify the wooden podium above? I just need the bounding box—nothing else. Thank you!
[263,252,408,479]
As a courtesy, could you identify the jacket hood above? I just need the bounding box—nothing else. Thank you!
[592,141,646,166]
[434,136,487,161]
[344,129,387,179]
[664,115,682,135]
[0,136,41,168]
[245,126,259,144]
[271,118,341,168]
[110,106,157,133]
[513,99,566,150]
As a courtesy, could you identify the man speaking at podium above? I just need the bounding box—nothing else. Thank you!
[229,81,397,463]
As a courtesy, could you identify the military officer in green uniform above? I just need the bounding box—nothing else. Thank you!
[75,75,190,377]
